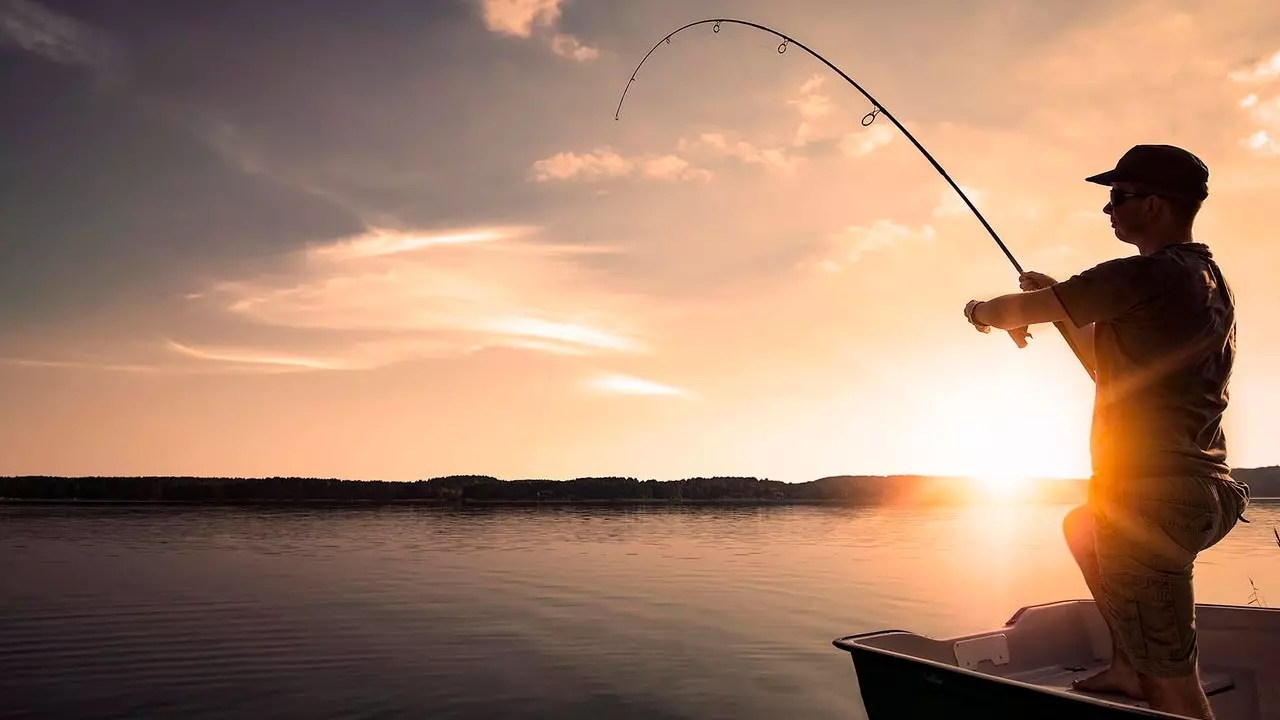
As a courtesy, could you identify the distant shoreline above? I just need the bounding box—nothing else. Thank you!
[5,497,1279,507]
[3,471,1276,506]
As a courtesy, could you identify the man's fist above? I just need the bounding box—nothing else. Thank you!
[1019,271,1057,292]
[1008,326,1032,348]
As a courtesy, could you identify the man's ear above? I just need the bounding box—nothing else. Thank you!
[1143,195,1162,218]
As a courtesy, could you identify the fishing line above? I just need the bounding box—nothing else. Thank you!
[614,18,1094,378]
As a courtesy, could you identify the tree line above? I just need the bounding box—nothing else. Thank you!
[1,468,1277,505]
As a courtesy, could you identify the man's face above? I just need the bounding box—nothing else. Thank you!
[1103,181,1160,244]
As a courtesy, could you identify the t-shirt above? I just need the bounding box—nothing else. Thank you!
[1050,242,1235,482]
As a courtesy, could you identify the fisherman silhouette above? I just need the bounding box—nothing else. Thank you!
[964,144,1251,720]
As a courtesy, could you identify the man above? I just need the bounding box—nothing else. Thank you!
[961,144,1249,720]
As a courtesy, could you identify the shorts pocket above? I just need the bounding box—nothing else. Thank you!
[1138,496,1213,536]
[1134,579,1198,676]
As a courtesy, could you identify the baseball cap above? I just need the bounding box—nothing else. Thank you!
[1085,144,1209,200]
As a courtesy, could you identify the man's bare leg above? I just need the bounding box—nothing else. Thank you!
[1062,505,1144,699]
[1141,674,1215,719]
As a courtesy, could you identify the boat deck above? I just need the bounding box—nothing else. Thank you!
[1011,660,1236,711]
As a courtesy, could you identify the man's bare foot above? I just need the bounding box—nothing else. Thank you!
[1072,664,1145,700]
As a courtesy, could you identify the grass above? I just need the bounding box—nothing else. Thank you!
[1245,525,1280,608]
[1248,577,1267,608]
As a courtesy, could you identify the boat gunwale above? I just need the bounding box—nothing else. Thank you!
[833,638,1188,718]
[829,598,1279,719]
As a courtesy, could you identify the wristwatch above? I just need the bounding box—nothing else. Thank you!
[965,300,991,333]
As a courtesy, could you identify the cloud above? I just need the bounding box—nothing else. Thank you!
[550,33,598,62]
[1238,92,1280,156]
[1229,49,1280,84]
[797,185,987,273]
[789,74,833,146]
[310,227,509,260]
[585,372,687,397]
[166,341,360,371]
[837,125,895,158]
[932,184,985,219]
[530,148,711,182]
[0,357,162,373]
[164,338,476,372]
[1242,130,1280,156]
[174,225,650,372]
[638,155,713,182]
[479,0,560,37]
[784,74,895,160]
[809,220,938,272]
[679,133,800,173]
[478,0,599,61]
[0,0,118,70]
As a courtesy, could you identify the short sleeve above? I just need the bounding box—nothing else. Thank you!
[1050,255,1167,328]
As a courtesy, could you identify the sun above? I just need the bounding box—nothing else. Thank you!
[973,470,1031,500]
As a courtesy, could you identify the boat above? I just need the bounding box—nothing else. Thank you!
[833,599,1280,719]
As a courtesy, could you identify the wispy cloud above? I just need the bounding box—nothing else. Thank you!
[785,74,894,158]
[0,357,162,373]
[309,227,512,260]
[789,74,833,147]
[838,125,895,158]
[478,0,598,61]
[807,220,938,273]
[678,132,800,173]
[1242,129,1280,156]
[797,185,985,273]
[0,350,348,375]
[550,33,598,61]
[530,148,712,182]
[1230,49,1280,84]
[176,225,650,372]
[585,372,687,397]
[166,341,360,371]
[1238,92,1280,157]
[932,184,985,218]
[0,0,118,71]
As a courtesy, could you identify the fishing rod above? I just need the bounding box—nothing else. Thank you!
[614,18,1094,379]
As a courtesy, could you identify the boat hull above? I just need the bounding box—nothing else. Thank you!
[834,600,1280,720]
[845,639,1168,719]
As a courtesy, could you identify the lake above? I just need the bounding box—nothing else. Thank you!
[3,501,1278,719]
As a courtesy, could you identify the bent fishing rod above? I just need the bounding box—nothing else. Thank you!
[614,18,1094,380]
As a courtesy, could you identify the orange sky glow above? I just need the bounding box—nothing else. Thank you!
[2,0,1279,483]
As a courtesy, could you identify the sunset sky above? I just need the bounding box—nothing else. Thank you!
[2,0,1279,483]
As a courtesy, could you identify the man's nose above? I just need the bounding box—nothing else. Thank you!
[1103,202,1114,215]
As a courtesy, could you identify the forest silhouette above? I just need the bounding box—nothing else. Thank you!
[3,468,1279,505]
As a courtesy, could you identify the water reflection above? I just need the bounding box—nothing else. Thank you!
[2,502,1277,720]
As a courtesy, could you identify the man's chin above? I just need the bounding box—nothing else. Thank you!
[1113,231,1139,247]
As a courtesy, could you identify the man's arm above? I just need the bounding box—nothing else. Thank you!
[970,288,1069,329]
[970,288,1097,374]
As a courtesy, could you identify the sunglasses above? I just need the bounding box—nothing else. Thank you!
[1109,188,1168,207]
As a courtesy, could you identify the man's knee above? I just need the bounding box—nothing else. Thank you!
[1063,504,1095,557]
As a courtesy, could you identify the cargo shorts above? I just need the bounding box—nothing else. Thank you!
[1088,474,1249,677]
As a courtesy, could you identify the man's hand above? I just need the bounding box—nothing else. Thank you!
[1005,271,1058,345]
[965,300,1033,348]
[1019,271,1057,291]
[1007,326,1032,348]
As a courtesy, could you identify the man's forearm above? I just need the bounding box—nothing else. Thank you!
[971,291,1096,375]
[971,293,1033,329]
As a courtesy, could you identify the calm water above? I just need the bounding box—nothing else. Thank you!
[3,501,1279,719]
